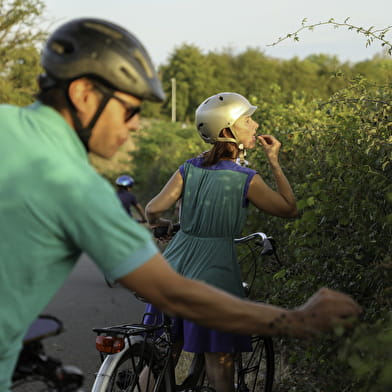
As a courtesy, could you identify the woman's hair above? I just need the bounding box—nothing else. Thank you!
[201,128,238,166]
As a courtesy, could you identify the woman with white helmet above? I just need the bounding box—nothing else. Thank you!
[145,92,298,392]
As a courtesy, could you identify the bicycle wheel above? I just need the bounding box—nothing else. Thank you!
[236,336,274,392]
[12,378,55,392]
[92,336,163,392]
[13,368,83,392]
[176,352,212,392]
[176,336,274,392]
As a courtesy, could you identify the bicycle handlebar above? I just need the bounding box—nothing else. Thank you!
[234,232,269,243]
[235,232,275,256]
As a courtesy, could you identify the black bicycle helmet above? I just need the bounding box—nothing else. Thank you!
[41,18,165,102]
[39,18,165,151]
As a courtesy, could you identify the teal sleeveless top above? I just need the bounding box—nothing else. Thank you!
[163,157,257,297]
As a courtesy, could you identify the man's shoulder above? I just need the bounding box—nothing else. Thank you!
[0,103,22,117]
[0,101,47,115]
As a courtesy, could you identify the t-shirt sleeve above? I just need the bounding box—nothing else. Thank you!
[58,172,159,281]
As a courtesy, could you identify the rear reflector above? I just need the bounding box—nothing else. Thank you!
[95,335,125,354]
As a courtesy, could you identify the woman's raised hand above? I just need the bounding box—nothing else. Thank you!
[257,135,281,162]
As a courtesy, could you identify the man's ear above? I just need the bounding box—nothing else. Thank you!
[67,78,94,113]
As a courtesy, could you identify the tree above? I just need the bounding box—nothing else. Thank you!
[353,56,392,84]
[0,0,47,104]
[234,48,280,98]
[205,48,238,92]
[161,44,216,122]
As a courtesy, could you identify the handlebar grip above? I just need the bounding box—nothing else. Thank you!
[261,238,274,255]
[153,223,180,238]
[153,226,169,238]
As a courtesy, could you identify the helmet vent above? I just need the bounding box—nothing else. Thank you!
[219,96,224,101]
[197,122,204,129]
[120,66,137,84]
[50,39,74,55]
[134,49,154,78]
[84,21,122,39]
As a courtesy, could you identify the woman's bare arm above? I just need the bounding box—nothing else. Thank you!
[248,135,297,217]
[145,170,183,226]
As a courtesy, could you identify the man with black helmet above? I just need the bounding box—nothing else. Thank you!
[0,18,361,391]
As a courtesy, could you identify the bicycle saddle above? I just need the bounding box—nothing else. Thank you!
[23,315,63,344]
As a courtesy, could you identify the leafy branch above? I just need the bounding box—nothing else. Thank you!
[319,98,392,108]
[268,17,392,56]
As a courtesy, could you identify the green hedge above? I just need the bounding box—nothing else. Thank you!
[245,77,392,391]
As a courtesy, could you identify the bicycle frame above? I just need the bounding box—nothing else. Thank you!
[92,231,277,392]
[93,317,178,392]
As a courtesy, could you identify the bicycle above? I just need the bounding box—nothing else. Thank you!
[12,314,84,392]
[91,231,278,392]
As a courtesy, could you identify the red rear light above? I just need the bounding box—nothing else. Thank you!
[96,335,125,354]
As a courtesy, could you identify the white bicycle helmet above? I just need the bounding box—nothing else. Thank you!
[195,92,257,144]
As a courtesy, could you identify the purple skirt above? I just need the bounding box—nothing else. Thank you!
[144,304,252,353]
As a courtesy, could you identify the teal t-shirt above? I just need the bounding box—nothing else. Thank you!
[0,102,158,389]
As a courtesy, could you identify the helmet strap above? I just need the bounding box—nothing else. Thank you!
[220,127,248,166]
[215,136,238,144]
[215,126,239,144]
[65,89,112,151]
[238,144,247,166]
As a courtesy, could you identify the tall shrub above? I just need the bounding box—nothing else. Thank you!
[245,76,391,391]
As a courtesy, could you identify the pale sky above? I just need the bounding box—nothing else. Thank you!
[43,0,391,67]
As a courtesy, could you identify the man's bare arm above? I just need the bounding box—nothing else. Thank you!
[119,254,361,338]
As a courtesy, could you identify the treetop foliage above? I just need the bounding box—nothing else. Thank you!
[143,34,391,121]
[0,0,47,104]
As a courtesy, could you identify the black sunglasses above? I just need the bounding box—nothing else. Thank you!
[111,95,141,122]
[93,83,141,122]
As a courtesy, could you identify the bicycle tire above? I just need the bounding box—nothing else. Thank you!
[177,353,209,391]
[12,378,56,392]
[92,336,163,392]
[181,336,274,392]
[12,340,84,392]
[236,336,274,392]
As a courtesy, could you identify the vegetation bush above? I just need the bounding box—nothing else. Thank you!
[130,120,205,205]
[133,75,392,390]
[244,76,392,391]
